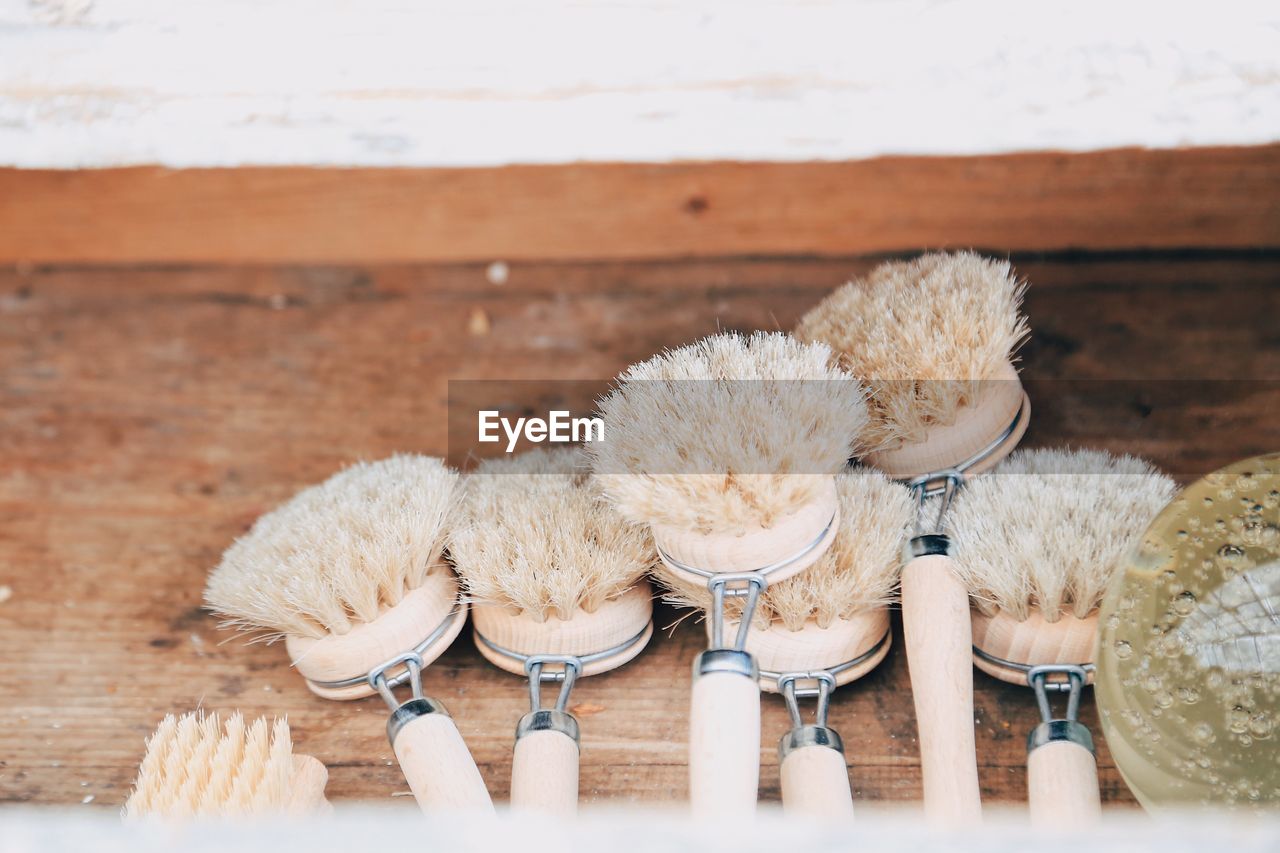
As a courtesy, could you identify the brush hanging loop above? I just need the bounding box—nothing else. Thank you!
[368,651,426,712]
[524,655,583,715]
[1028,663,1090,713]
[778,670,836,729]
[707,572,767,651]
[1026,663,1095,755]
[909,468,964,537]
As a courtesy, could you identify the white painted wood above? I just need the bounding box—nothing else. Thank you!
[900,553,982,825]
[511,729,579,817]
[1,1,1277,168]
[1027,740,1102,828]
[688,669,760,818]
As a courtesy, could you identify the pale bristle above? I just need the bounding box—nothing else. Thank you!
[794,252,1029,450]
[948,448,1177,621]
[588,332,867,534]
[205,455,459,640]
[449,446,657,621]
[123,712,295,819]
[662,469,914,629]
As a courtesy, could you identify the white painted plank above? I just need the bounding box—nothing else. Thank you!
[1,0,1278,167]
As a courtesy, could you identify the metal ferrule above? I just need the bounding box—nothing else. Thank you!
[694,648,758,681]
[907,533,951,559]
[1025,663,1096,756]
[778,724,845,761]
[1028,719,1095,754]
[386,696,450,744]
[516,709,581,744]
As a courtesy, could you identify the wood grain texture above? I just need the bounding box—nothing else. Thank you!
[900,553,983,824]
[511,729,580,817]
[1027,740,1102,828]
[391,711,494,813]
[779,745,855,819]
[2,146,1279,265]
[688,668,761,817]
[0,252,1277,813]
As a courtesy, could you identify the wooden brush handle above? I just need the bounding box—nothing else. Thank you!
[688,660,760,818]
[901,552,982,824]
[391,705,494,813]
[1028,739,1101,828]
[780,744,854,818]
[511,728,580,817]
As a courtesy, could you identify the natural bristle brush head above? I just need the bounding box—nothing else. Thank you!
[204,454,465,700]
[949,448,1177,684]
[664,469,915,688]
[589,331,867,583]
[450,446,657,676]
[590,332,867,818]
[124,712,328,819]
[795,252,1030,478]
[450,446,658,816]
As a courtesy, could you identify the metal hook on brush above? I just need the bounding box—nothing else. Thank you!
[776,670,844,759]
[517,655,584,742]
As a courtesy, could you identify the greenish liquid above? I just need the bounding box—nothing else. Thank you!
[1097,453,1279,809]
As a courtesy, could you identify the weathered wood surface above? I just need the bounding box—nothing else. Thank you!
[0,253,1276,812]
[3,147,1280,265]
[4,2,1275,170]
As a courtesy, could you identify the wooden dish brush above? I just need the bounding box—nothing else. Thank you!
[795,252,1031,823]
[589,331,867,817]
[948,448,1176,827]
[666,468,913,818]
[204,455,492,813]
[450,446,657,816]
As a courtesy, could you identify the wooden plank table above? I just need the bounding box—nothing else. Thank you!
[1,252,1276,811]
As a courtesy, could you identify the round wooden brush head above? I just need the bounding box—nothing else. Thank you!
[205,455,464,701]
[450,447,658,677]
[971,608,1098,685]
[472,582,654,677]
[864,362,1030,479]
[948,448,1177,686]
[589,332,865,583]
[286,566,466,700]
[651,477,840,585]
[667,469,911,685]
[723,607,891,691]
[795,252,1030,477]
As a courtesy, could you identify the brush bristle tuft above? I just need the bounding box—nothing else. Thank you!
[588,332,867,534]
[123,712,295,819]
[205,455,459,639]
[794,252,1029,450]
[661,469,913,628]
[449,447,656,621]
[948,448,1176,621]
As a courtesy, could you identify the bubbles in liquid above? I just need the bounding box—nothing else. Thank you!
[1227,706,1251,734]
[1096,453,1280,809]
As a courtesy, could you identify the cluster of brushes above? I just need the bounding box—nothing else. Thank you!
[121,251,1178,827]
